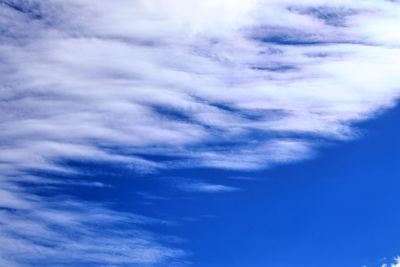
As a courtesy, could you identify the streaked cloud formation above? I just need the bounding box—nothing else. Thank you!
[1,0,400,265]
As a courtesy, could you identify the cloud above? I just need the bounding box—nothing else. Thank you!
[1,0,400,265]
[0,180,184,267]
[2,0,400,173]
[382,257,400,267]
[173,179,240,193]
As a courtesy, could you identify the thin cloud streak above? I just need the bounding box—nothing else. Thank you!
[172,179,240,193]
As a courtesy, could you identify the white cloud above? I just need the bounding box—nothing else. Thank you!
[382,257,400,267]
[0,180,184,266]
[173,179,240,193]
[1,0,400,265]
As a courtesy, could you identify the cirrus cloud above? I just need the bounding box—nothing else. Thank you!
[1,0,400,265]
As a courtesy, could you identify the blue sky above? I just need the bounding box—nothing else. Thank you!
[59,104,399,267]
[1,0,400,266]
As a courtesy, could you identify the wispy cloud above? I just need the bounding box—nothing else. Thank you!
[1,0,400,265]
[0,180,184,267]
[173,179,240,193]
[2,0,400,173]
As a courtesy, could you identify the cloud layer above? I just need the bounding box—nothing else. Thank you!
[1,0,400,265]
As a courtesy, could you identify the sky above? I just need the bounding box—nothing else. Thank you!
[0,0,400,266]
